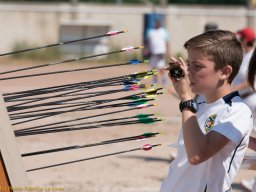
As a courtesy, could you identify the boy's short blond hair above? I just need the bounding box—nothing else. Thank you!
[184,30,243,84]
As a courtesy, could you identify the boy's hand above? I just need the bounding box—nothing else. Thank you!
[167,56,193,101]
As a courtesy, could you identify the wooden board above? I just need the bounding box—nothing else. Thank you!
[0,94,29,188]
[0,152,10,191]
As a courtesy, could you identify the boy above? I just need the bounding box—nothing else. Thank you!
[161,30,253,192]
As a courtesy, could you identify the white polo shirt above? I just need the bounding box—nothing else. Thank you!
[161,92,253,192]
[147,27,169,55]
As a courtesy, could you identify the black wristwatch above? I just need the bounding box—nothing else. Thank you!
[179,99,198,113]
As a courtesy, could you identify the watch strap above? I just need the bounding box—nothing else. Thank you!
[179,99,197,113]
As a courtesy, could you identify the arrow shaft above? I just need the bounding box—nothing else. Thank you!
[0,62,130,81]
[26,147,140,172]
[15,118,160,137]
[10,99,153,121]
[21,132,158,157]
[26,144,160,172]
[0,30,125,57]
[7,79,124,110]
[15,114,154,135]
[14,102,152,132]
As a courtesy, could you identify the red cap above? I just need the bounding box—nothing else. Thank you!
[237,27,255,42]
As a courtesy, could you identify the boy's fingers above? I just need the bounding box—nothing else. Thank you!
[169,57,180,65]
[178,57,186,67]
[177,57,188,74]
[169,56,177,62]
[169,57,182,69]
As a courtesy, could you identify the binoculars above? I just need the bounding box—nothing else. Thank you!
[168,64,184,79]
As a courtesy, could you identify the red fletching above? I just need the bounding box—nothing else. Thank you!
[136,136,146,140]
[106,30,119,36]
[142,144,152,151]
[136,104,148,109]
[129,84,140,90]
[122,46,135,52]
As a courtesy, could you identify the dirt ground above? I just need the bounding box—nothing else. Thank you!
[0,58,255,192]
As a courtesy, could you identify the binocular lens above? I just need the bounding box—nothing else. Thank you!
[169,65,184,79]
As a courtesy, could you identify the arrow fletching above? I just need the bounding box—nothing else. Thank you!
[106,29,127,36]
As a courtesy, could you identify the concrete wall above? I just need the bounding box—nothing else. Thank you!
[0,3,255,56]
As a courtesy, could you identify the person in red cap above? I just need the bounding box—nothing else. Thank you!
[237,27,255,52]
[232,27,256,191]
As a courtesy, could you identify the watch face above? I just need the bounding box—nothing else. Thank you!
[192,101,198,112]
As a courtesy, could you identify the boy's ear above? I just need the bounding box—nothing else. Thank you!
[220,65,233,80]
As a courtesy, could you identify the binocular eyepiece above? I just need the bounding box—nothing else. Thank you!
[168,64,184,79]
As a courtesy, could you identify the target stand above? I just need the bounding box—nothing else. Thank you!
[0,94,29,190]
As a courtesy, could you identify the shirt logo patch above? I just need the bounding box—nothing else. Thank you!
[204,114,217,133]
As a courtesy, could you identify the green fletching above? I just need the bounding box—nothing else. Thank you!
[135,114,151,119]
[128,96,141,100]
[134,100,148,105]
[138,117,155,124]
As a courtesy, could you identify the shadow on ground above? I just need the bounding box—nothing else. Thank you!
[120,155,174,164]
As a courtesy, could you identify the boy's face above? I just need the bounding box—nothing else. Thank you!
[187,48,223,96]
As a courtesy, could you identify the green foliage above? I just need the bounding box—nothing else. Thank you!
[168,0,245,5]
[174,52,184,59]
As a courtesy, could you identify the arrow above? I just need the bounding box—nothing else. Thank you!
[7,84,153,113]
[21,132,159,157]
[26,144,161,172]
[0,59,147,81]
[13,103,155,133]
[11,99,157,126]
[0,46,143,76]
[0,29,127,57]
[3,69,155,101]
[9,98,155,121]
[15,114,159,136]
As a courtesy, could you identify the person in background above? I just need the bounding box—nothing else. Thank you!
[204,22,219,32]
[235,27,256,192]
[247,44,256,192]
[145,19,170,85]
